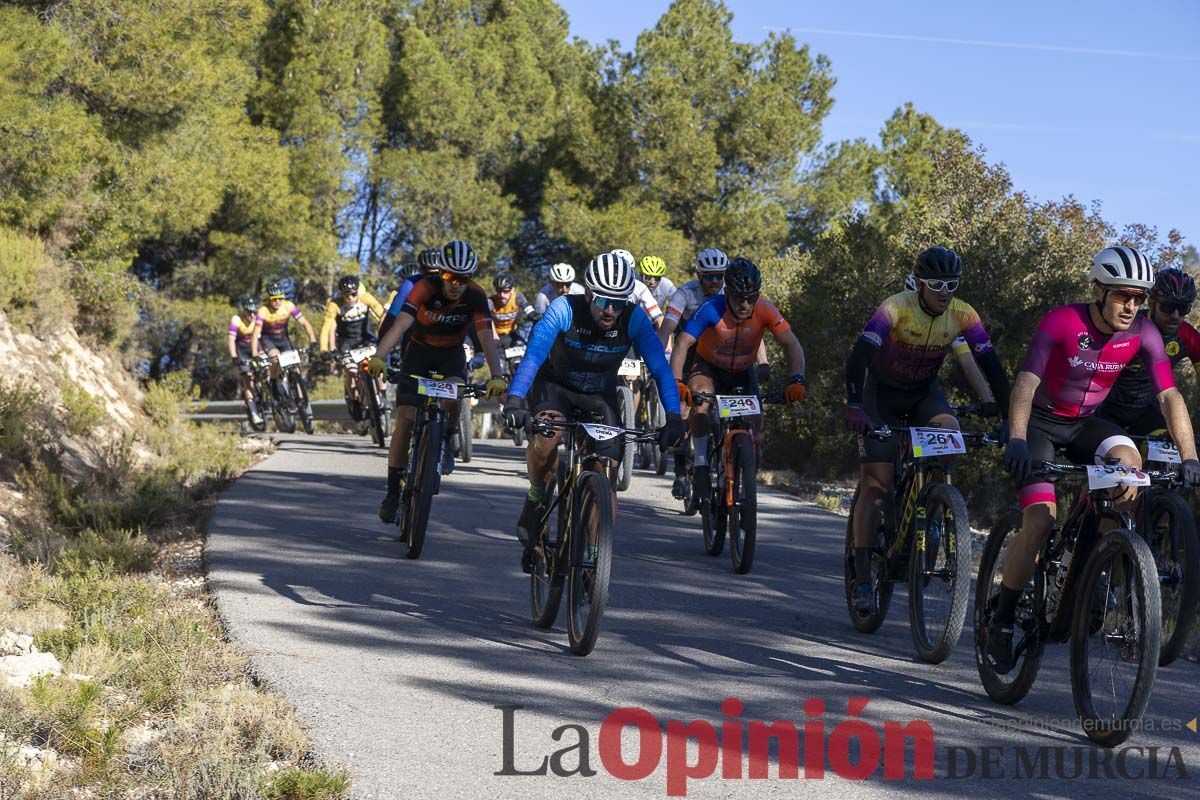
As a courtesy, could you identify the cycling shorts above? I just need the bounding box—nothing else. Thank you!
[260,334,294,354]
[529,379,622,462]
[235,342,254,373]
[1095,401,1167,437]
[1021,409,1134,488]
[395,343,466,407]
[859,377,953,464]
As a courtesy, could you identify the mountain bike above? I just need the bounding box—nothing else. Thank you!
[845,409,996,662]
[390,374,485,560]
[632,360,668,475]
[502,344,527,447]
[269,347,315,435]
[690,389,784,575]
[527,416,657,656]
[975,459,1162,747]
[331,344,391,447]
[1127,435,1199,667]
[250,353,292,433]
[615,358,641,491]
[238,356,267,432]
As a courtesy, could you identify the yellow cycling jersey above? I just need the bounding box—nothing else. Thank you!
[858,291,993,388]
[228,314,255,345]
[256,300,304,338]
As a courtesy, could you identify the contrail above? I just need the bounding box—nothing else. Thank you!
[764,27,1200,63]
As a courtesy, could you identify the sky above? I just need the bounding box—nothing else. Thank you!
[557,0,1199,247]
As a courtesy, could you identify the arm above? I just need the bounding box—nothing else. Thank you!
[845,338,877,406]
[508,297,572,398]
[756,340,768,366]
[630,309,681,414]
[476,321,505,379]
[250,317,262,357]
[297,314,317,346]
[658,316,679,347]
[774,329,805,376]
[953,339,993,403]
[362,290,386,320]
[227,329,239,360]
[1008,371,1040,441]
[958,318,1010,414]
[1159,389,1198,461]
[320,302,337,351]
[376,311,415,358]
[670,331,696,380]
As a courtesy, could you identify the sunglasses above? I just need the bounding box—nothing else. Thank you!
[920,278,959,293]
[1111,289,1147,307]
[642,275,660,284]
[591,295,628,312]
[727,292,759,305]
[1159,301,1192,316]
[699,273,725,283]
[440,271,469,286]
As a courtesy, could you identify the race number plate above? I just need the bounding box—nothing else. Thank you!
[348,345,376,362]
[277,349,301,367]
[910,427,967,458]
[417,377,458,399]
[505,345,526,359]
[1086,465,1150,490]
[716,395,761,418]
[581,423,622,442]
[619,358,642,378]
[1147,439,1182,465]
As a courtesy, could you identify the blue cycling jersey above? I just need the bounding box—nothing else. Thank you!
[509,295,680,414]
[385,273,425,318]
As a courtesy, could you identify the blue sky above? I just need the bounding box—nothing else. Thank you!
[558,0,1199,248]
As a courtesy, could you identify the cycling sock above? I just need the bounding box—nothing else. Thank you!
[527,483,546,503]
[673,451,686,476]
[854,547,872,585]
[994,585,1020,626]
[387,467,403,494]
[692,436,709,466]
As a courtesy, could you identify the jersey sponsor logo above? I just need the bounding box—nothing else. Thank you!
[1111,340,1131,349]
[1077,333,1093,350]
[1066,355,1123,372]
[1166,340,1181,357]
[862,331,883,347]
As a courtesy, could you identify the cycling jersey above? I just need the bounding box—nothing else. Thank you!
[1100,312,1200,414]
[321,290,385,349]
[648,276,676,309]
[384,274,425,317]
[1021,303,1173,420]
[665,280,721,324]
[858,291,993,390]
[228,314,255,346]
[533,282,585,315]
[631,280,663,321]
[510,295,680,412]
[400,277,491,349]
[256,300,304,338]
[488,291,534,336]
[682,295,790,373]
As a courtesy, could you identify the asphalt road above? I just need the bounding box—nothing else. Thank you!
[207,434,1200,799]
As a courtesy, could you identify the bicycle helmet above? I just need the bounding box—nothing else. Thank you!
[584,252,635,300]
[694,248,729,273]
[397,262,421,280]
[639,255,667,277]
[493,272,516,292]
[239,296,258,312]
[724,258,762,296]
[441,240,478,275]
[549,263,575,283]
[904,273,917,291]
[914,246,963,280]
[417,247,443,272]
[611,248,636,269]
[1151,266,1196,303]
[1089,246,1153,290]
[265,280,286,299]
[338,274,360,294]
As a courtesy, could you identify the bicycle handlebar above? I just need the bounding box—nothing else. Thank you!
[530,417,659,443]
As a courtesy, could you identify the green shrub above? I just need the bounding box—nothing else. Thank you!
[0,378,45,467]
[814,492,841,512]
[262,767,351,800]
[61,379,106,437]
[0,228,67,334]
[143,381,182,430]
[69,264,142,347]
[56,528,156,575]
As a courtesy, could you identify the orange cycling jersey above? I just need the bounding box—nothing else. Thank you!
[401,278,491,348]
[488,291,533,336]
[682,295,790,373]
[256,300,303,337]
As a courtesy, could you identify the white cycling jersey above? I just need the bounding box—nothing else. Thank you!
[665,279,722,324]
[631,280,663,321]
[533,281,585,315]
[648,276,676,309]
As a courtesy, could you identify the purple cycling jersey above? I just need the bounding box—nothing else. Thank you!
[1021,303,1174,419]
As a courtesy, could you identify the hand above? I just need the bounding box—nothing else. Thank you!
[1182,458,1200,488]
[1004,438,1033,483]
[503,395,529,430]
[231,355,242,366]
[845,403,870,434]
[785,380,805,405]
[658,412,686,449]
[676,380,692,406]
[485,375,509,400]
[366,356,387,378]
[307,342,320,357]
[756,363,772,388]
[980,401,1002,418]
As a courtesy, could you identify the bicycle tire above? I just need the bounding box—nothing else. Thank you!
[908,483,972,663]
[1144,489,1200,666]
[512,423,525,447]
[403,414,442,560]
[365,376,386,448]
[530,476,564,629]
[567,470,614,656]
[272,379,296,433]
[616,385,635,492]
[843,484,894,633]
[728,433,758,574]
[458,404,473,463]
[1069,527,1161,747]
[974,509,1044,705]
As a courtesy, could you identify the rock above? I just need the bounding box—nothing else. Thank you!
[0,630,35,656]
[12,744,57,772]
[0,651,63,687]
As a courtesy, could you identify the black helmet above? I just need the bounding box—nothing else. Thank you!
[338,274,360,294]
[914,246,963,280]
[397,262,421,280]
[265,280,286,299]
[417,247,442,272]
[1152,267,1197,304]
[239,296,258,312]
[493,272,516,291]
[724,257,762,296]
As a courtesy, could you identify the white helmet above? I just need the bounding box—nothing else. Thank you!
[441,240,478,275]
[584,252,634,300]
[611,248,635,269]
[904,274,917,291]
[549,263,575,284]
[695,248,728,273]
[1089,246,1153,290]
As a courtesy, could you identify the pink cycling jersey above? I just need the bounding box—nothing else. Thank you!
[1021,303,1174,419]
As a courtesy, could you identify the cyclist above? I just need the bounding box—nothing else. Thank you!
[383,262,421,313]
[1097,267,1200,435]
[228,296,264,427]
[502,252,686,572]
[367,240,508,524]
[379,248,443,340]
[611,249,665,326]
[845,247,1011,615]
[489,272,536,349]
[669,257,807,496]
[320,275,386,425]
[989,247,1200,673]
[905,273,995,406]
[658,248,728,347]
[251,280,318,377]
[639,255,676,310]
[533,263,585,315]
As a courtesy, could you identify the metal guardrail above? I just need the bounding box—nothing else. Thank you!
[185,398,499,423]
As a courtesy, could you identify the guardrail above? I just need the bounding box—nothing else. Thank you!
[185,398,500,423]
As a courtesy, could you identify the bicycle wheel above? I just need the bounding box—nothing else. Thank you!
[567,470,614,656]
[842,484,894,633]
[728,433,758,574]
[974,509,1044,705]
[458,404,473,463]
[616,385,635,492]
[1144,489,1200,666]
[272,379,296,433]
[908,483,972,663]
[1069,527,1161,747]
[364,377,386,448]
[530,475,564,629]
[403,414,442,560]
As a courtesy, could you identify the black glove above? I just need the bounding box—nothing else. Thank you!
[307,341,320,357]
[1182,458,1200,489]
[1004,438,1033,483]
[231,355,243,366]
[658,412,686,449]
[980,401,1001,418]
[503,395,529,431]
[756,363,772,388]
